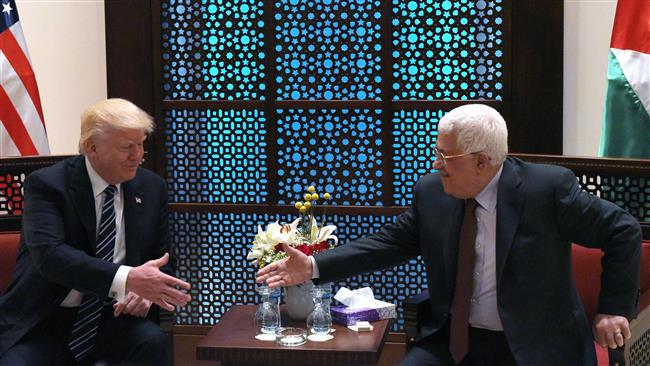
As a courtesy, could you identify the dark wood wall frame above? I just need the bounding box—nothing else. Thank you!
[104,0,160,172]
[105,0,564,179]
[508,1,563,154]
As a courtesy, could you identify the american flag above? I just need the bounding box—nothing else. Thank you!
[0,0,49,156]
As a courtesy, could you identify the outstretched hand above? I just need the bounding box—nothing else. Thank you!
[593,313,631,349]
[126,253,191,311]
[256,242,312,289]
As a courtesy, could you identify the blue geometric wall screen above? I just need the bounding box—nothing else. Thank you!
[392,0,503,100]
[161,0,505,332]
[161,0,504,101]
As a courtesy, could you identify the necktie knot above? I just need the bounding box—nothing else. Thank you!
[104,184,117,197]
[465,198,478,212]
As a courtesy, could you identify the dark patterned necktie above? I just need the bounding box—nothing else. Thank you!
[449,198,478,364]
[68,184,117,361]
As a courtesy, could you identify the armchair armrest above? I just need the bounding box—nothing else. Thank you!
[403,289,431,348]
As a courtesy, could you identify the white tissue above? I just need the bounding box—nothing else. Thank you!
[334,286,382,309]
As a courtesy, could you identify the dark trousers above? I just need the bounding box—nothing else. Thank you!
[0,305,168,366]
[401,321,517,366]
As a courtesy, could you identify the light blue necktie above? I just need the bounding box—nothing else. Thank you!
[68,184,117,361]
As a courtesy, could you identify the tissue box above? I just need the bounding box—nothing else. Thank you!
[330,300,396,326]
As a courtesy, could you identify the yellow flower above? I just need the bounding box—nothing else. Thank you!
[323,192,331,200]
[299,206,308,214]
[304,201,312,209]
[304,193,312,202]
[294,202,303,209]
[307,185,315,193]
[311,193,319,200]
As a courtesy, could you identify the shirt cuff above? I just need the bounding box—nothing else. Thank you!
[109,265,132,303]
[309,256,320,279]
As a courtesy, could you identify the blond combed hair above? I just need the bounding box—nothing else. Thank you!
[78,98,154,154]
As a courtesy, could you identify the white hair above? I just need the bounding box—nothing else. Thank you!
[438,104,508,165]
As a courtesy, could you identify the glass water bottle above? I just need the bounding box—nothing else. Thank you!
[254,285,281,334]
[306,283,332,334]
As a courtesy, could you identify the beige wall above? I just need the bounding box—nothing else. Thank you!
[16,0,107,155]
[17,1,614,157]
[563,0,617,157]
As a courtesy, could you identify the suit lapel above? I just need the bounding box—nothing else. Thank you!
[122,180,144,266]
[495,159,524,285]
[68,157,97,253]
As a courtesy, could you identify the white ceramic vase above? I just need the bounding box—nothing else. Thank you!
[284,280,315,320]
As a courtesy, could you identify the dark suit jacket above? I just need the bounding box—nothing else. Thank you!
[315,157,641,365]
[0,156,171,357]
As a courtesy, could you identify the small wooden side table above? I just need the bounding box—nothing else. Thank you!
[196,304,391,366]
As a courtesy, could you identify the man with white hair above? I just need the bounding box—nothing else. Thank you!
[257,104,641,365]
[0,98,191,365]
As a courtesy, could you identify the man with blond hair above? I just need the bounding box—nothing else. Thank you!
[258,104,641,365]
[0,98,191,365]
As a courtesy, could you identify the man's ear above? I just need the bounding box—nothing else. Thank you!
[476,152,490,170]
[85,140,97,157]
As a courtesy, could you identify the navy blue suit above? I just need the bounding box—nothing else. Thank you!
[315,157,641,365]
[0,156,171,362]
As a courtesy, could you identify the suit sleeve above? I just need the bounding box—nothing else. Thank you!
[314,186,422,283]
[554,169,641,318]
[22,172,119,298]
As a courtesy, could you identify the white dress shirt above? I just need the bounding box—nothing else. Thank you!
[469,166,503,330]
[59,157,131,306]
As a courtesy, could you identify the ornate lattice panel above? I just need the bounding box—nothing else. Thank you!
[629,330,650,366]
[628,327,650,366]
[0,173,24,215]
[161,0,266,99]
[392,0,504,100]
[276,109,384,205]
[392,109,446,206]
[274,0,382,100]
[171,211,426,331]
[578,175,650,223]
[164,109,268,203]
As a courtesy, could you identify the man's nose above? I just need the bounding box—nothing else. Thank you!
[131,147,144,161]
[432,158,444,170]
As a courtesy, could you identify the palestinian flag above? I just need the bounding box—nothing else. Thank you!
[599,0,650,158]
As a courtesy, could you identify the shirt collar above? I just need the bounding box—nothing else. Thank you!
[85,156,121,198]
[474,165,503,213]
